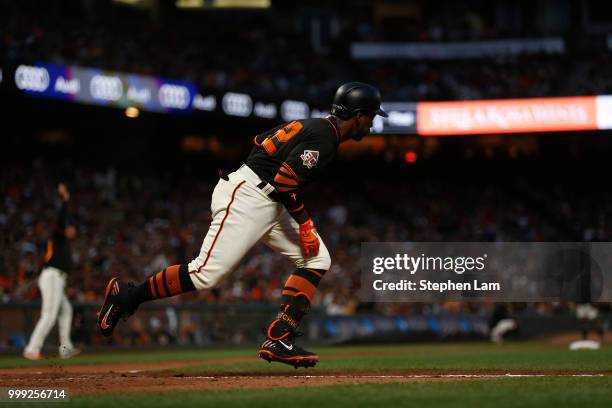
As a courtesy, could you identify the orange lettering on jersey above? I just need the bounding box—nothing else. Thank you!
[275,121,303,142]
[260,121,304,156]
[262,138,277,155]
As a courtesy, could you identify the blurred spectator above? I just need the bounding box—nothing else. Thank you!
[3,156,610,314]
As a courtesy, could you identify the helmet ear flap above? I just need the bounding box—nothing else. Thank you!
[331,103,350,119]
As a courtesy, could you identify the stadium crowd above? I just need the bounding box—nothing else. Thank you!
[2,157,609,312]
[2,1,611,102]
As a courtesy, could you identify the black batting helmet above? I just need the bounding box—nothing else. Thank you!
[331,82,388,119]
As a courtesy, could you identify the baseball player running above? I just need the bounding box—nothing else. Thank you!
[97,82,387,367]
[23,183,81,360]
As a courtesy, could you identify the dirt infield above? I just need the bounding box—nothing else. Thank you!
[1,357,608,396]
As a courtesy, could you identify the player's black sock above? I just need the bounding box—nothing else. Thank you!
[266,268,327,334]
[129,264,195,307]
[281,295,309,323]
[267,316,295,340]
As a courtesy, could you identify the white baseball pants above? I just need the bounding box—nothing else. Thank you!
[490,318,517,344]
[24,267,74,354]
[187,165,331,290]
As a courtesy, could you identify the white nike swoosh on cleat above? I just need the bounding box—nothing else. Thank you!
[279,340,293,350]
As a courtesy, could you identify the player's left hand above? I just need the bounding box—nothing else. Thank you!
[299,219,320,257]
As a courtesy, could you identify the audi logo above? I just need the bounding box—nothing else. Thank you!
[222,92,253,117]
[281,100,309,121]
[158,84,190,109]
[90,75,123,101]
[15,65,50,92]
[254,102,277,119]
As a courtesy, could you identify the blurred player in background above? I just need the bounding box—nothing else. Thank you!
[23,183,81,360]
[489,303,518,344]
[97,82,388,368]
[576,303,606,342]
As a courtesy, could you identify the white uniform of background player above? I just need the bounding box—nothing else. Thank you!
[23,183,80,360]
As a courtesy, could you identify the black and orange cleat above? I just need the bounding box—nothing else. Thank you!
[258,319,319,368]
[258,337,319,368]
[97,277,137,337]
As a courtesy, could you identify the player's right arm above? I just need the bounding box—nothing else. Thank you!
[55,183,76,240]
[271,139,335,257]
[56,183,70,230]
[272,160,319,257]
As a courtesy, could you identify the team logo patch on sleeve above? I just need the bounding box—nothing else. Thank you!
[300,150,319,169]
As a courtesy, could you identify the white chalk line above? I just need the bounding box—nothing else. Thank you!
[182,374,607,379]
[8,373,606,381]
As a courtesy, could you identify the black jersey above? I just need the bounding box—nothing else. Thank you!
[43,202,73,273]
[245,117,340,224]
[246,117,339,187]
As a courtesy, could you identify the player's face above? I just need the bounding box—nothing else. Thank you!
[352,111,375,141]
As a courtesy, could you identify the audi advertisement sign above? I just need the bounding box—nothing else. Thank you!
[6,61,418,134]
[12,62,196,114]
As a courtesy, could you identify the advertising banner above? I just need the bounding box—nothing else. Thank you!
[9,62,612,135]
[14,63,196,113]
[417,96,606,135]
